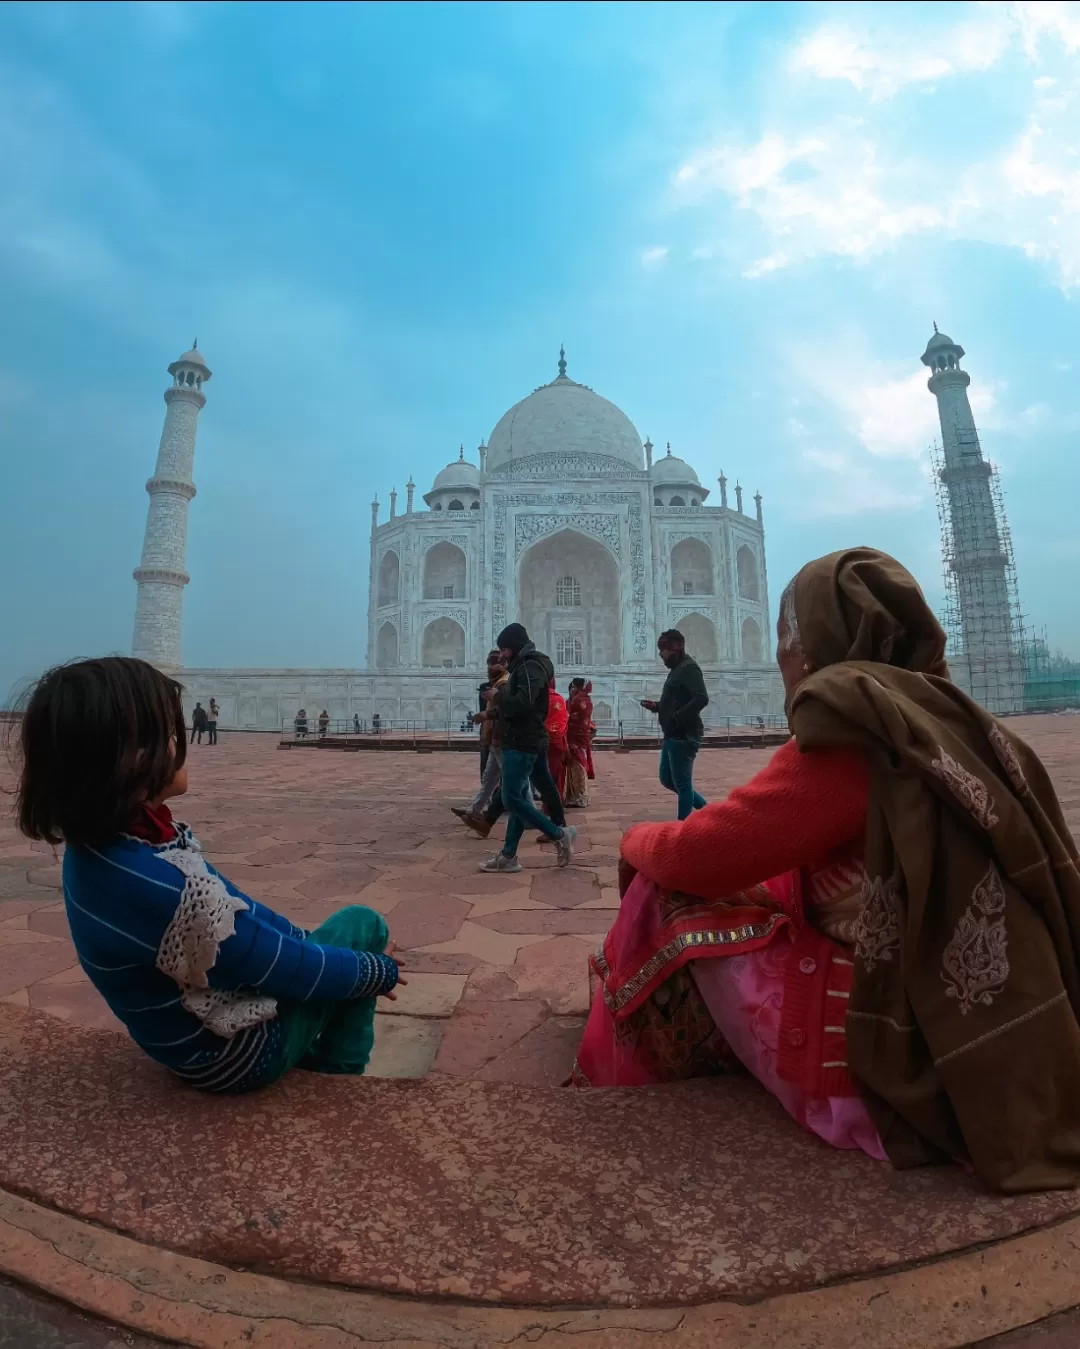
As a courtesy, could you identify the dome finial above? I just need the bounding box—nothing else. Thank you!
[193,336,198,349]
[558,344,567,379]
[666,441,672,457]
[458,444,464,461]
[933,321,938,334]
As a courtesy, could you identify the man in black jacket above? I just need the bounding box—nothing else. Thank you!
[640,628,709,819]
[477,623,576,872]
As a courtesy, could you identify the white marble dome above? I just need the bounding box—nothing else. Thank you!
[652,449,700,485]
[430,453,480,492]
[486,367,645,476]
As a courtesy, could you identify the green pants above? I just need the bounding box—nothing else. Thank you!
[273,905,390,1080]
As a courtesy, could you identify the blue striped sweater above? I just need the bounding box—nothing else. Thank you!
[62,824,398,1092]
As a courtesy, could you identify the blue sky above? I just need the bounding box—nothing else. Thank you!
[2,0,1080,701]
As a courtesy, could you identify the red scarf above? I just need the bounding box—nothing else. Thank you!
[127,802,178,844]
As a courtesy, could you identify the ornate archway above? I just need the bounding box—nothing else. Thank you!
[670,538,714,595]
[423,542,467,600]
[737,545,761,601]
[741,615,764,663]
[517,528,622,667]
[677,611,719,665]
[376,621,398,669]
[422,617,466,668]
[377,551,399,607]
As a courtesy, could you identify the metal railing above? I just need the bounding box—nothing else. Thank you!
[281,713,790,748]
[283,716,480,745]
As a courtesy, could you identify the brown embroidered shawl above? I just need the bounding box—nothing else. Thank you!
[789,548,1080,1192]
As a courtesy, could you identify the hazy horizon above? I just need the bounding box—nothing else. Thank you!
[3,0,1080,705]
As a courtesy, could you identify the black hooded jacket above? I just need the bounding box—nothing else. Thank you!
[500,641,554,753]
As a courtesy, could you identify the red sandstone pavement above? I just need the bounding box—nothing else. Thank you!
[2,716,1080,1085]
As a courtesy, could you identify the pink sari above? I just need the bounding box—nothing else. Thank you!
[573,870,886,1160]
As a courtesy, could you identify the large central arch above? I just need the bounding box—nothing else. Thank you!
[517,528,622,668]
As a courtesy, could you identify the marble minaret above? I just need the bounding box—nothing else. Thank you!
[922,326,1023,714]
[132,342,211,668]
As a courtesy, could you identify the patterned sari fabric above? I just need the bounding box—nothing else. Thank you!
[566,685,595,808]
[790,548,1080,1192]
[572,866,887,1157]
[546,691,570,800]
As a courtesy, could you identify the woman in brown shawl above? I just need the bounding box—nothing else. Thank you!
[573,547,1080,1192]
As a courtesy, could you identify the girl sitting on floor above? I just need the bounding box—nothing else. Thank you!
[15,656,404,1094]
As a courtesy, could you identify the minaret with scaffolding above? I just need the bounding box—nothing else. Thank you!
[923,327,1025,715]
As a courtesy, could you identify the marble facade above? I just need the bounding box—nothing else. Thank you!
[174,350,785,729]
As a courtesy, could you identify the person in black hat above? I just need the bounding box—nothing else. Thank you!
[476,623,575,872]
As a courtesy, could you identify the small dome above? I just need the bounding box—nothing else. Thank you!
[430,451,480,493]
[652,449,700,486]
[168,343,211,379]
[921,326,965,367]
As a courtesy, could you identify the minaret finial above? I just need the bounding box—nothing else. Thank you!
[933,321,938,334]
[558,344,567,379]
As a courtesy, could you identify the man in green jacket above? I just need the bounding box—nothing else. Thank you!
[640,629,710,819]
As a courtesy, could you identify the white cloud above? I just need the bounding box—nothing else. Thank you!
[790,4,1080,100]
[640,245,670,267]
[790,13,1010,100]
[676,127,946,276]
[672,4,1080,288]
[787,336,999,461]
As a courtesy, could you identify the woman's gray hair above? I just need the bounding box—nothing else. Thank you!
[777,578,801,655]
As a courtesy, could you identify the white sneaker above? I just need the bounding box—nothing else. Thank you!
[555,825,577,868]
[478,853,523,873]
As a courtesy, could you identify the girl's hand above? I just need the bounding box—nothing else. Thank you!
[381,942,407,999]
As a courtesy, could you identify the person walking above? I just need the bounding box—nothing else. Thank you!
[207,698,220,746]
[640,629,709,819]
[454,651,508,828]
[477,623,575,872]
[191,702,208,746]
[318,709,330,739]
[295,708,308,739]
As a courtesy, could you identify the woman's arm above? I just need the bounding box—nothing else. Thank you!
[621,740,868,900]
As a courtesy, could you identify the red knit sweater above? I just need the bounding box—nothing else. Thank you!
[621,738,869,899]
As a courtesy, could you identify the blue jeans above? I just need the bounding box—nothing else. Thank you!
[501,749,563,856]
[659,737,707,820]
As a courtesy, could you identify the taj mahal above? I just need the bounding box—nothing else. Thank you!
[138,344,784,731]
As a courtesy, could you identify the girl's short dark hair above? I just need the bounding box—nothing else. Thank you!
[16,657,187,846]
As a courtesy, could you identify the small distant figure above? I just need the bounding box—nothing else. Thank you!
[353,713,361,734]
[191,702,208,745]
[295,708,309,739]
[566,678,596,807]
[207,698,220,746]
[756,715,765,730]
[372,712,382,735]
[318,709,330,739]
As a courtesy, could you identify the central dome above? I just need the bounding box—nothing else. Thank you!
[486,355,645,476]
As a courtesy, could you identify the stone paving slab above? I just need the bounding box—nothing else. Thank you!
[1,716,1078,1087]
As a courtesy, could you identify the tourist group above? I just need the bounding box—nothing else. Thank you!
[12,547,1080,1193]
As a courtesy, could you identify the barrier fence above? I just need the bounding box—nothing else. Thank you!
[281,714,790,749]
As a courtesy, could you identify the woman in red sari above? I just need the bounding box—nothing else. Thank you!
[573,547,1080,1191]
[565,678,595,808]
[545,689,570,801]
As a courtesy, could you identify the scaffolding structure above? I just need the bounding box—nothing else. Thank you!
[930,440,1027,715]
